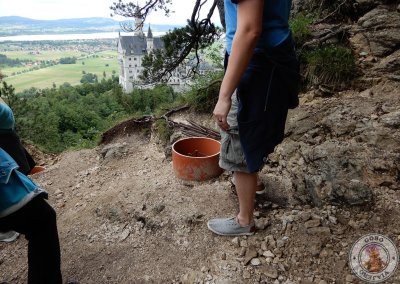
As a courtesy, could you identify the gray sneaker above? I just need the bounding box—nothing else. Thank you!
[0,231,20,243]
[207,217,255,236]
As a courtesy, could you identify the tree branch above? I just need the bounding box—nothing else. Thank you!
[313,0,348,25]
[112,0,222,83]
[111,0,172,19]
[301,25,351,50]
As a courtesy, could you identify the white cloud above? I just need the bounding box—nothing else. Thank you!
[0,0,220,25]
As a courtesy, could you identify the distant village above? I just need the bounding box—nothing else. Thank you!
[0,39,116,54]
[0,39,117,77]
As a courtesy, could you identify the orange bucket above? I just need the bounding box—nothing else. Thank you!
[28,166,46,176]
[172,137,223,181]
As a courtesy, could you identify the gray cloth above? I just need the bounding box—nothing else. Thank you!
[219,92,249,173]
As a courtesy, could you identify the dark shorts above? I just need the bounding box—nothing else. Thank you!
[219,35,299,173]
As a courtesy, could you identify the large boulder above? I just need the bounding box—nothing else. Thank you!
[261,82,400,207]
[354,0,380,14]
[100,142,128,163]
[350,6,400,57]
[371,49,400,79]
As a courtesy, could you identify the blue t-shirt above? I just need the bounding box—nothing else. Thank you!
[225,0,292,54]
[0,103,15,129]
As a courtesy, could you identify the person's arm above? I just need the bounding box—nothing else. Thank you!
[0,97,7,105]
[213,0,264,131]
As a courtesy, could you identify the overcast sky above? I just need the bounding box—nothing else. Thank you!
[0,0,220,25]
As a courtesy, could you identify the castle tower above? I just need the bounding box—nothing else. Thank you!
[146,25,154,51]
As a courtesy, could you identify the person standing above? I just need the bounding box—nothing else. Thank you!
[208,0,299,236]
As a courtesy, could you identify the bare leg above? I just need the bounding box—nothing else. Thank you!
[234,171,257,225]
[232,173,264,191]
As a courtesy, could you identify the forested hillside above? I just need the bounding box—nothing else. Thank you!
[3,79,178,152]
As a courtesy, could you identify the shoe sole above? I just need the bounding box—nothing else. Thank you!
[0,233,19,243]
[207,222,255,236]
[255,188,267,195]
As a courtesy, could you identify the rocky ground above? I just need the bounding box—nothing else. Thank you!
[0,79,399,283]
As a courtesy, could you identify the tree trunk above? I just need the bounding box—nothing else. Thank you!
[216,0,225,30]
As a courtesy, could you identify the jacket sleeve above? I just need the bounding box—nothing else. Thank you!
[0,104,15,130]
[0,130,35,175]
[0,148,19,184]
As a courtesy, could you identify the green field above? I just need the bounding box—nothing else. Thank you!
[3,50,84,61]
[3,50,119,92]
[1,65,28,76]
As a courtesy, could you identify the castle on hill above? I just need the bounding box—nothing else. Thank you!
[117,10,216,92]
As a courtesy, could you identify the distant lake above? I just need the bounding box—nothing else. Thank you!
[0,31,166,42]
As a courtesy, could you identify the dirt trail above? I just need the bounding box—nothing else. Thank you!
[0,134,242,283]
[1,85,400,283]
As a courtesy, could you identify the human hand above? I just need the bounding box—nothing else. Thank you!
[213,96,231,131]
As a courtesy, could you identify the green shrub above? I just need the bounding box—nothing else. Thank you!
[80,73,98,84]
[290,14,313,46]
[304,46,357,87]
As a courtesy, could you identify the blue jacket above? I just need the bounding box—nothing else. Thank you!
[0,101,36,175]
[0,103,15,129]
[0,147,46,218]
[0,104,46,218]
